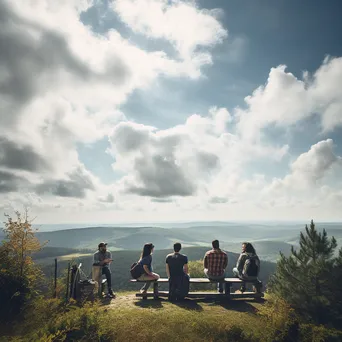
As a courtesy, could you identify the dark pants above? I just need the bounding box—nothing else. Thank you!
[169,274,190,301]
[204,269,225,292]
[102,267,112,293]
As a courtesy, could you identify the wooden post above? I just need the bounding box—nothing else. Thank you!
[153,281,159,300]
[54,258,57,298]
[70,265,77,299]
[92,265,102,298]
[65,262,71,302]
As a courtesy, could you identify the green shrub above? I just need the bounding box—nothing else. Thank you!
[0,272,30,322]
[188,260,216,291]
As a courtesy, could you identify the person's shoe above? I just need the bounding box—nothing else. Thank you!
[108,291,116,298]
[218,289,224,294]
[140,289,147,294]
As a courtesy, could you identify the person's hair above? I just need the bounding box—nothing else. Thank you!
[174,242,181,252]
[243,242,256,254]
[212,240,220,249]
[141,243,154,259]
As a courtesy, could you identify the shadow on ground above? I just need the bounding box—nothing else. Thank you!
[216,298,265,313]
[169,298,203,311]
[100,297,115,306]
[134,298,164,309]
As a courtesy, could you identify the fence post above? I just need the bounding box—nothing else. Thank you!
[65,262,71,302]
[54,258,57,298]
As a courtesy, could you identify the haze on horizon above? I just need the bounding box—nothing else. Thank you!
[1,0,342,225]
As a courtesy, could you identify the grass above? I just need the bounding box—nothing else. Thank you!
[3,292,342,341]
[2,292,269,342]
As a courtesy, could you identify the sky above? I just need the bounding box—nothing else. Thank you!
[1,0,342,224]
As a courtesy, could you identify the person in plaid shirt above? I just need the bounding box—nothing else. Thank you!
[203,240,228,293]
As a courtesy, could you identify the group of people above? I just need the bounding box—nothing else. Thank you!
[93,239,261,300]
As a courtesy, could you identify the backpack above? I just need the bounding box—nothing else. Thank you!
[130,261,144,279]
[242,255,259,278]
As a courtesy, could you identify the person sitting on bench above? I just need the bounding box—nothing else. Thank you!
[203,240,228,293]
[166,242,190,301]
[93,242,115,298]
[233,242,261,293]
[137,243,160,294]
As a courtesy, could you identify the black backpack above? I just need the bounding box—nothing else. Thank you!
[242,256,259,277]
[130,261,144,279]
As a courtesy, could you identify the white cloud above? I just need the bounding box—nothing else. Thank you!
[0,0,227,212]
[112,0,227,63]
[265,139,342,193]
[236,57,342,141]
[1,0,342,223]
[108,106,287,199]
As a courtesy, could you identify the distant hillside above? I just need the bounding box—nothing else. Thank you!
[35,225,298,249]
[32,223,342,259]
[32,225,302,262]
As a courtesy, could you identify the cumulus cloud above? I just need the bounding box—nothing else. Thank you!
[36,166,96,199]
[236,57,342,141]
[1,0,342,222]
[112,0,227,63]
[0,171,28,194]
[266,139,342,193]
[0,0,227,210]
[0,137,50,172]
[108,106,287,199]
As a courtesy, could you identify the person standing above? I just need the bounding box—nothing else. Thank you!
[93,242,115,298]
[166,242,189,301]
[203,240,228,293]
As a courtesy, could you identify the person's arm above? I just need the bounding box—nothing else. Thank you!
[93,252,99,264]
[237,254,246,273]
[165,256,170,278]
[183,256,189,275]
[94,252,107,265]
[106,252,113,264]
[223,254,228,269]
[256,256,260,276]
[143,264,157,278]
[166,263,170,278]
[203,253,208,269]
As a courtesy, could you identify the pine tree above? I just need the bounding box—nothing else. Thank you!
[268,220,338,325]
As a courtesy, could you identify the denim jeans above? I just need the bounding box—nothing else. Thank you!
[102,267,112,293]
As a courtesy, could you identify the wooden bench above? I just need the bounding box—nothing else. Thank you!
[130,278,264,300]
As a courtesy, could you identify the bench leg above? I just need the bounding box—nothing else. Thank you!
[153,281,159,300]
[224,282,231,299]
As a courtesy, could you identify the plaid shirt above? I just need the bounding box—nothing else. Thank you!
[204,249,228,276]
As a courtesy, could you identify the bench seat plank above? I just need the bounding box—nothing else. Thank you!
[130,277,248,283]
[135,291,264,299]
